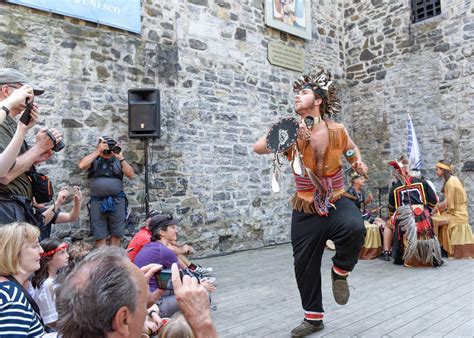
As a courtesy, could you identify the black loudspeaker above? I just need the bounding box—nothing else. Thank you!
[128,88,160,139]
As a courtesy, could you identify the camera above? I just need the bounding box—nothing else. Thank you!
[45,129,65,152]
[101,137,121,155]
[154,269,183,290]
[19,97,34,125]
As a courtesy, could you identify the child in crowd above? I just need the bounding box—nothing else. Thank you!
[30,238,69,331]
[157,313,194,338]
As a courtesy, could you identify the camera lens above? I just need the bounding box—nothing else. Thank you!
[112,145,121,154]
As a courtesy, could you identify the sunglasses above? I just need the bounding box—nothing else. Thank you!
[147,211,173,221]
[146,210,160,219]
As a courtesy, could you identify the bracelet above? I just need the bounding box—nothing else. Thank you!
[1,105,10,116]
[120,159,125,163]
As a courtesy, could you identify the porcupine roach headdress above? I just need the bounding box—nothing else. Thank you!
[292,69,341,118]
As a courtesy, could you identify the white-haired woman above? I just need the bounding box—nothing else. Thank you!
[0,222,45,336]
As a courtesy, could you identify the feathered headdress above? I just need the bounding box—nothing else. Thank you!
[349,171,363,184]
[388,160,411,186]
[293,69,341,117]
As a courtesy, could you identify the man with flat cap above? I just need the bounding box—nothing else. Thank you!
[0,68,62,225]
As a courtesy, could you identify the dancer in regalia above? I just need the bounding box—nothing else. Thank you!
[253,69,367,337]
[387,159,443,267]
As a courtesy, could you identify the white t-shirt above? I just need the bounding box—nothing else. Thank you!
[30,277,58,325]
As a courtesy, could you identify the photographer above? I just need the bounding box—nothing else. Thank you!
[0,68,63,226]
[0,84,35,176]
[79,136,134,247]
[36,185,83,239]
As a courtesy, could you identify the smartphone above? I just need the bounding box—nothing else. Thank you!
[19,97,34,125]
[155,269,183,290]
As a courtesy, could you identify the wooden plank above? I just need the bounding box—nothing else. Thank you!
[443,305,474,337]
[192,244,474,337]
[413,303,473,337]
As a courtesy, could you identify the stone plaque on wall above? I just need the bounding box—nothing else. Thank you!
[267,42,305,72]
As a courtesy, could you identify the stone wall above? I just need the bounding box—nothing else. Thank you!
[340,0,474,222]
[0,0,472,255]
[0,0,345,255]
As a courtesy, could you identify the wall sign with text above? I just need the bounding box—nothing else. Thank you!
[268,42,305,72]
[6,0,141,34]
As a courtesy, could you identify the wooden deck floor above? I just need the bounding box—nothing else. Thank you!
[196,244,474,337]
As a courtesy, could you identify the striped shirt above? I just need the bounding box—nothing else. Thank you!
[0,281,44,337]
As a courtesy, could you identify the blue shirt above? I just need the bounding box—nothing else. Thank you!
[0,281,44,337]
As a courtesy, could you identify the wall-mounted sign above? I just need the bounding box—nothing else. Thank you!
[267,42,305,72]
[264,0,312,40]
[6,0,141,34]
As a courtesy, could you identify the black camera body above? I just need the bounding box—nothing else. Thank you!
[45,129,65,152]
[101,137,121,155]
[19,97,34,125]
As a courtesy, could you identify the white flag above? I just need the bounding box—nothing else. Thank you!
[407,114,421,170]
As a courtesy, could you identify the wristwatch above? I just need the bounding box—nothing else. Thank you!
[1,105,10,116]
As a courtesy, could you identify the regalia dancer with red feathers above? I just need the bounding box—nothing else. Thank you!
[253,69,368,337]
[387,159,443,267]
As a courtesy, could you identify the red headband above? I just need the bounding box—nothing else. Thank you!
[40,242,69,258]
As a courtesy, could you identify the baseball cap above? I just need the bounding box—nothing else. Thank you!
[149,214,181,232]
[0,68,45,95]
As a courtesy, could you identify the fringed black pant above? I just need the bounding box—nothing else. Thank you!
[291,197,366,317]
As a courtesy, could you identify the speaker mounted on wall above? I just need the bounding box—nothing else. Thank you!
[128,88,160,139]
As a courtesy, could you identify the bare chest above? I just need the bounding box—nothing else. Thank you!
[309,125,329,154]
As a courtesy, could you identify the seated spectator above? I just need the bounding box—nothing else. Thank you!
[127,209,161,262]
[0,222,45,336]
[134,214,184,318]
[134,214,215,318]
[432,160,474,258]
[346,173,373,216]
[56,241,93,281]
[55,246,163,338]
[30,238,69,331]
[128,210,212,275]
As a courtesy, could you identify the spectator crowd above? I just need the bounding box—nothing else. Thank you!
[0,68,216,337]
[0,68,473,337]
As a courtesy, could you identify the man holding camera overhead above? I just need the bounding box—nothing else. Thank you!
[0,68,63,226]
[79,136,134,247]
